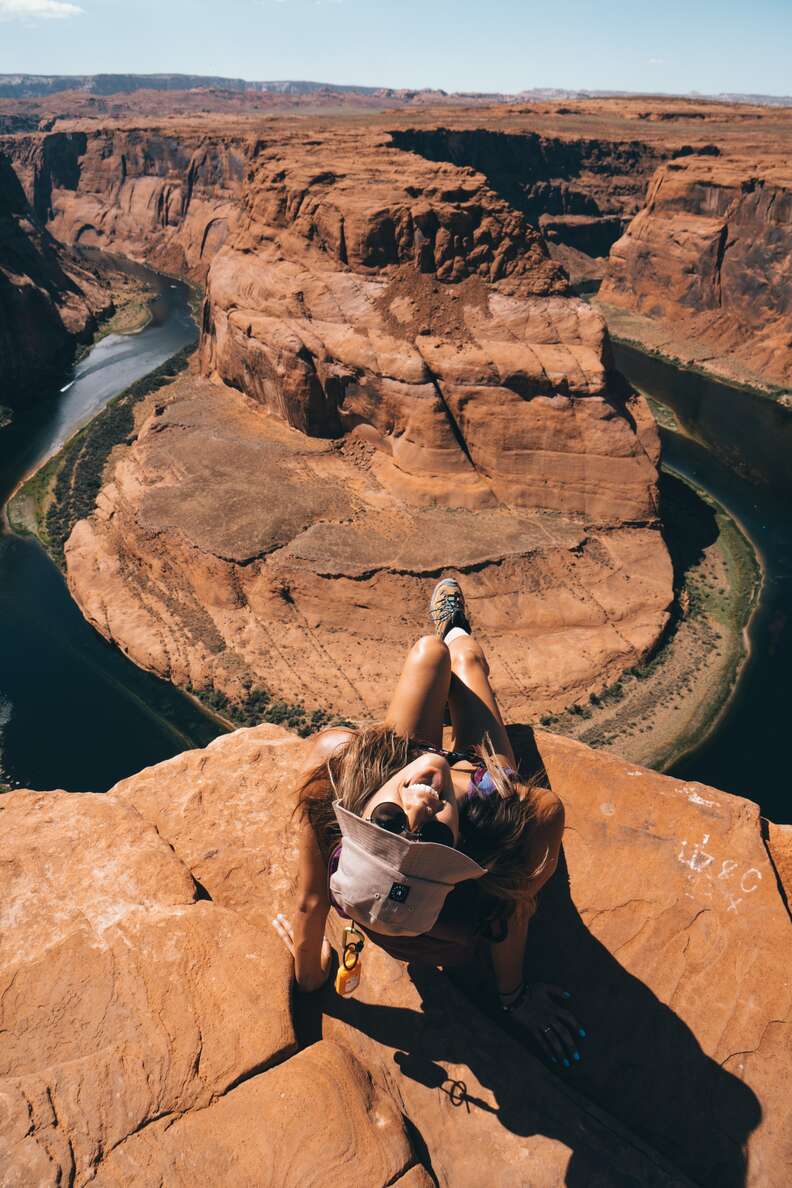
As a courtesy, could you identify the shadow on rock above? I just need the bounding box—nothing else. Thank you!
[314,849,760,1188]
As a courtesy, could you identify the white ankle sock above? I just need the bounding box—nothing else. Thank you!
[445,626,470,644]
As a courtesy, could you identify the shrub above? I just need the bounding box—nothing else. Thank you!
[194,683,347,738]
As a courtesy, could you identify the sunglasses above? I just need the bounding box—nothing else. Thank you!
[370,801,455,848]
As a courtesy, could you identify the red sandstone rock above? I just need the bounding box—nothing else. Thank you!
[105,726,792,1182]
[64,373,671,722]
[0,784,295,1185]
[2,95,791,1184]
[0,147,107,404]
[33,117,672,721]
[92,1042,429,1188]
[601,154,792,389]
[6,97,792,398]
[766,821,792,904]
[3,725,789,1184]
[4,128,248,283]
[200,129,659,526]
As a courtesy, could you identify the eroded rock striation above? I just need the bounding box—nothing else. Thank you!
[1,725,789,1185]
[388,125,667,286]
[0,146,107,405]
[5,126,249,283]
[65,371,669,722]
[5,97,792,400]
[49,122,671,721]
[601,153,792,389]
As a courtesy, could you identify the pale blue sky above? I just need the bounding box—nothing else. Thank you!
[0,0,789,97]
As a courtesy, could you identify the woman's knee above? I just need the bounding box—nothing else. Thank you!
[449,635,489,673]
[407,634,451,671]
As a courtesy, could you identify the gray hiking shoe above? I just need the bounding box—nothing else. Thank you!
[429,577,471,640]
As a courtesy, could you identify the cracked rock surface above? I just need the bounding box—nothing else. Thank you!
[1,724,789,1185]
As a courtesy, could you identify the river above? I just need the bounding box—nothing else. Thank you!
[613,342,792,825]
[0,259,222,793]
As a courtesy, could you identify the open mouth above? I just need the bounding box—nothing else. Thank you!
[405,781,440,797]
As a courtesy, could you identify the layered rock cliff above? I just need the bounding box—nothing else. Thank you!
[0,146,106,407]
[5,99,792,402]
[5,126,249,283]
[56,123,671,721]
[601,154,792,390]
[1,725,789,1185]
[388,126,667,285]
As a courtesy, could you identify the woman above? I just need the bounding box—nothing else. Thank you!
[272,578,584,1066]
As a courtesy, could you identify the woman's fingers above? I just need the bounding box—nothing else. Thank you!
[535,1023,565,1065]
[535,1020,580,1066]
[552,1006,583,1034]
[402,785,443,827]
[271,913,296,957]
[507,984,587,1069]
[543,983,573,1003]
[551,1018,580,1063]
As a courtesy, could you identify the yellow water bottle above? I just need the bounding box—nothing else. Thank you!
[335,924,364,996]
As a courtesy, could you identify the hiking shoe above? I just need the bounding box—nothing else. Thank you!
[429,577,471,640]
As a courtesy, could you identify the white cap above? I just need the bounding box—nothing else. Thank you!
[330,801,487,937]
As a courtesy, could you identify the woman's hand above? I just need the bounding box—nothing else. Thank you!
[271,913,333,993]
[502,982,586,1068]
[400,782,445,833]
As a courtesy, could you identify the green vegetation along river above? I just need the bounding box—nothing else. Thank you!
[613,342,791,824]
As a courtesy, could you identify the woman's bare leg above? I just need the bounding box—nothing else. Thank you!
[447,634,516,766]
[385,635,451,746]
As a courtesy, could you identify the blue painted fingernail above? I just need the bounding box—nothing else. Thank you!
[574,1051,581,1062]
[563,1058,570,1068]
[563,991,571,999]
[579,1028,586,1038]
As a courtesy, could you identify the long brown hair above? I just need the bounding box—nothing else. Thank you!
[297,724,411,862]
[296,724,547,904]
[457,746,546,903]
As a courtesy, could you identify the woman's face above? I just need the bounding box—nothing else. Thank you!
[362,752,460,844]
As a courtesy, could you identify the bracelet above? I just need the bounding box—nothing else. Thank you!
[500,982,529,1013]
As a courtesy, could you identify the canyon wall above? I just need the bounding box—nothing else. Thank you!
[58,123,671,722]
[1,724,789,1185]
[389,126,667,282]
[10,103,787,728]
[5,126,250,283]
[0,146,106,407]
[5,100,792,404]
[384,109,792,394]
[600,154,792,390]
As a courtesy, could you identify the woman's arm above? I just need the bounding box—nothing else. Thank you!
[489,795,584,1065]
[272,727,354,991]
[272,815,333,991]
[291,814,332,991]
[490,789,564,987]
[490,896,534,996]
